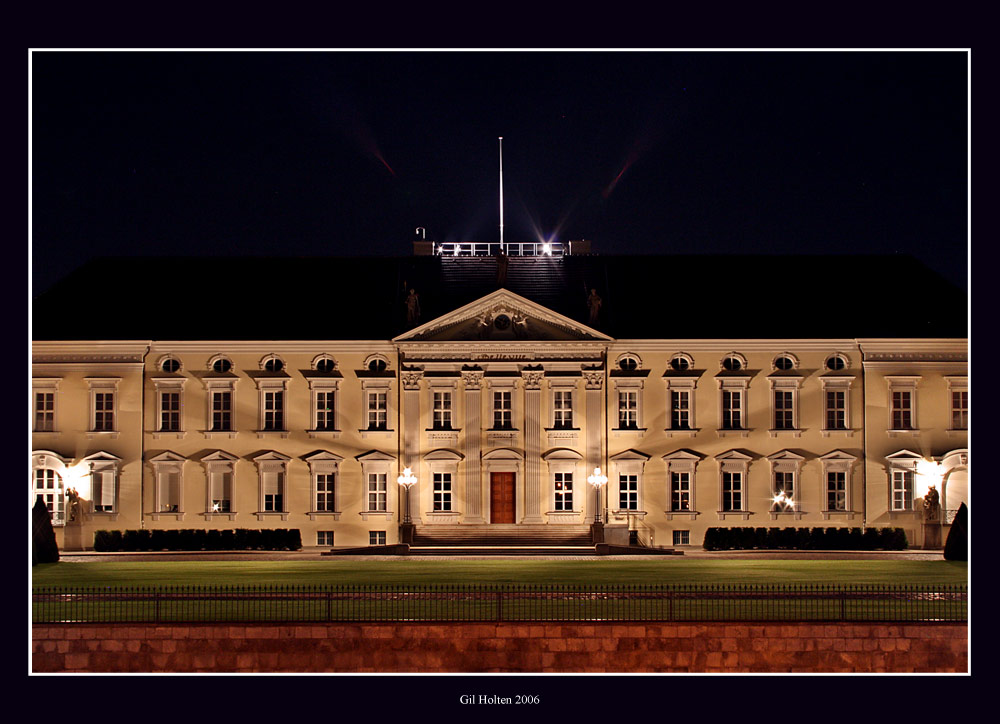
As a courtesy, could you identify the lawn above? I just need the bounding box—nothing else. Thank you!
[31,558,968,588]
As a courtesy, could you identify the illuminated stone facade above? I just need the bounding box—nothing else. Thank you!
[31,257,968,551]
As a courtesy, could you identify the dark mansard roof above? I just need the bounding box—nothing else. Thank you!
[31,253,967,341]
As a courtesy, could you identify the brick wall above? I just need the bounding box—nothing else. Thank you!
[31,622,967,673]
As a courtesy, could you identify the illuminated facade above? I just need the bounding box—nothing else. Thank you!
[31,248,968,550]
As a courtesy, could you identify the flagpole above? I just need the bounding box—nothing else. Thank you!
[498,136,504,254]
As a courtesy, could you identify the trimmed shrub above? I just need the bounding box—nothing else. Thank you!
[777,526,797,549]
[32,497,60,564]
[88,528,304,552]
[735,527,756,550]
[825,527,848,550]
[764,527,781,550]
[206,529,223,551]
[846,527,863,551]
[944,503,968,561]
[808,527,827,550]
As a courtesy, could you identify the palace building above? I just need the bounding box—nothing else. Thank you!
[30,242,969,551]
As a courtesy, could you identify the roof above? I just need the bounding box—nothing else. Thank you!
[30,254,967,341]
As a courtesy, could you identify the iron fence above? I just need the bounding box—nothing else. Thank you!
[32,584,966,624]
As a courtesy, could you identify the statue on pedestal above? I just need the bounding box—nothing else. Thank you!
[586,288,602,325]
[66,487,81,523]
[923,485,941,522]
[405,289,421,325]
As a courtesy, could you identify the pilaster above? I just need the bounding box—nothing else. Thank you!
[401,369,423,524]
[584,369,605,522]
[521,368,544,523]
[462,370,485,523]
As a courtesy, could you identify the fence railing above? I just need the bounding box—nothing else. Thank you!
[32,584,967,624]
[433,241,567,257]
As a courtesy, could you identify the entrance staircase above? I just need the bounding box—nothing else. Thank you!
[412,524,593,550]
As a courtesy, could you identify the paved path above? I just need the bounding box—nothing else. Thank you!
[55,549,946,562]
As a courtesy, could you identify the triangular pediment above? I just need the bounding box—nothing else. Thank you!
[393,289,613,343]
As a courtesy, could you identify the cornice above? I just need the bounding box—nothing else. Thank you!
[32,341,149,363]
[149,340,394,354]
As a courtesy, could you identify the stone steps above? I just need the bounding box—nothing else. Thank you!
[412,524,593,547]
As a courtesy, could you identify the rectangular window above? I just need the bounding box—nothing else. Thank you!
[263,391,284,431]
[891,390,913,430]
[826,390,847,430]
[212,391,233,432]
[157,470,180,513]
[92,470,116,512]
[721,390,743,430]
[553,390,573,428]
[722,471,742,512]
[891,470,914,511]
[493,390,512,429]
[772,471,794,511]
[315,473,336,512]
[262,471,284,512]
[211,472,232,512]
[671,390,691,430]
[670,472,691,512]
[773,390,794,430]
[553,472,573,511]
[672,530,690,546]
[315,391,336,431]
[433,391,452,430]
[619,474,638,511]
[369,530,387,546]
[35,392,55,432]
[316,531,334,546]
[433,472,452,512]
[952,390,968,430]
[618,390,638,429]
[367,391,387,430]
[827,471,847,511]
[367,472,387,512]
[160,391,180,432]
[94,392,115,431]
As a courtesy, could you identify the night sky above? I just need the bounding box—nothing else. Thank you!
[30,50,969,296]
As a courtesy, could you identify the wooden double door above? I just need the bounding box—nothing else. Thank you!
[489,472,516,524]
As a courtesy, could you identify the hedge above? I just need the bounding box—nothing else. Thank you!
[702,526,908,551]
[93,528,302,552]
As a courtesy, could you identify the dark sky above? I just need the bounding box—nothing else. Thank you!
[30,50,968,296]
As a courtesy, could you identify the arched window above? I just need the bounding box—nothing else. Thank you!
[159,356,182,373]
[825,353,849,371]
[209,355,233,373]
[33,468,65,525]
[261,354,285,372]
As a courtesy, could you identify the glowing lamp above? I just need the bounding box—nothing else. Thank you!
[587,467,608,524]
[397,467,418,524]
[542,242,552,255]
[915,459,942,499]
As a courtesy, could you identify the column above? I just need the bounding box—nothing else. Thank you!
[521,368,544,523]
[462,370,485,523]
[583,369,605,523]
[401,369,423,524]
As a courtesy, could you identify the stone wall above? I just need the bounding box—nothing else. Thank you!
[31,622,967,673]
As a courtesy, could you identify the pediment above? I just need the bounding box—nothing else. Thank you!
[393,289,613,343]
